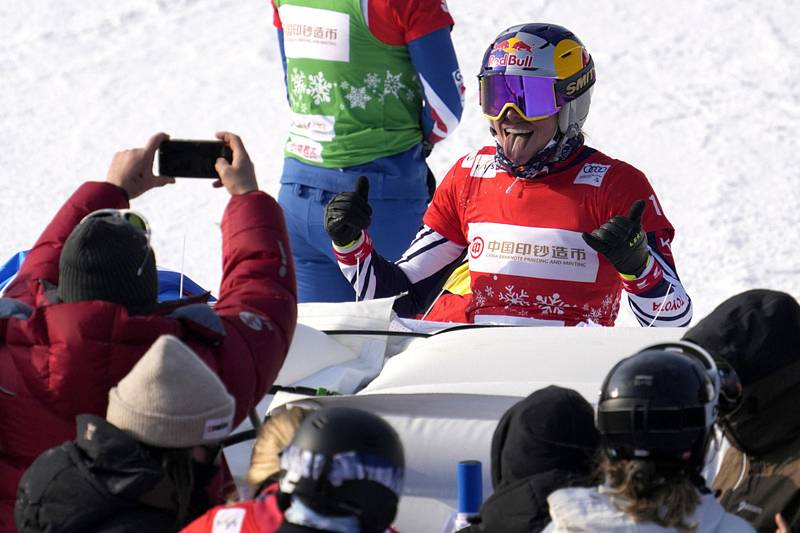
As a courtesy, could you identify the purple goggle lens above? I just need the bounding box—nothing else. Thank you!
[480,74,559,121]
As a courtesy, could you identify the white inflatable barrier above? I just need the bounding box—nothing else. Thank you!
[228,299,695,531]
[272,297,400,393]
[225,298,402,482]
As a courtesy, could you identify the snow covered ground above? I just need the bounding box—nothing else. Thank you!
[1,1,799,319]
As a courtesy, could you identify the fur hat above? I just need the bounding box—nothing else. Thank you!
[58,215,158,311]
[107,335,235,448]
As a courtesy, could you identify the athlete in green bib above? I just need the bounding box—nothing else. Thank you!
[272,0,463,302]
[276,0,422,167]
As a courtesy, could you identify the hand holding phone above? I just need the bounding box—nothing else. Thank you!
[158,140,233,179]
[106,132,176,200]
[213,132,259,196]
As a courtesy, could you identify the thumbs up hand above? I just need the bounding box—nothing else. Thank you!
[582,199,650,276]
[324,175,373,246]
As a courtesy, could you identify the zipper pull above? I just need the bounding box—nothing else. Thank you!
[505,176,521,195]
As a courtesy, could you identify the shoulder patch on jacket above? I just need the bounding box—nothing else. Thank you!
[239,311,274,332]
[0,298,33,319]
[212,507,245,533]
[574,163,611,187]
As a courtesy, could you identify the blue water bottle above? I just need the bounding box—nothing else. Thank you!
[453,460,482,531]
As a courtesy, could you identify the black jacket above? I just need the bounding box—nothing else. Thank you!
[683,289,800,531]
[15,415,183,533]
[464,385,599,533]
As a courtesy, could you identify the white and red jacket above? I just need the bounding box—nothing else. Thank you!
[333,145,692,327]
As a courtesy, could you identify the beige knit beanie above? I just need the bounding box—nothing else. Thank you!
[107,334,236,448]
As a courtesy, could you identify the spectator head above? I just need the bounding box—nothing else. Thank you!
[106,334,235,448]
[596,342,718,530]
[105,334,235,527]
[279,406,404,533]
[58,209,158,312]
[491,385,599,490]
[683,289,800,455]
[246,406,307,497]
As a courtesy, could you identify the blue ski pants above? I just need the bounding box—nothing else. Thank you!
[278,183,427,303]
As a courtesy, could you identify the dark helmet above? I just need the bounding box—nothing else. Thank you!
[597,342,718,474]
[478,23,595,135]
[279,406,404,533]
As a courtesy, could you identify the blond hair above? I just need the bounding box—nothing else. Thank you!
[602,457,700,533]
[246,407,307,496]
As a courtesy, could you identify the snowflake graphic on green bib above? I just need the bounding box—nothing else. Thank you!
[276,0,423,167]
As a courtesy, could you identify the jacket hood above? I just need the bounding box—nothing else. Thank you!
[682,289,800,454]
[491,385,599,490]
[682,289,799,386]
[544,487,754,532]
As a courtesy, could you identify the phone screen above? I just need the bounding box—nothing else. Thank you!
[157,140,232,179]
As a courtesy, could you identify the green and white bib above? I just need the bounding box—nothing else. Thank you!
[275,0,423,168]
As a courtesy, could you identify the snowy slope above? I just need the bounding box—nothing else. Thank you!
[1,0,799,324]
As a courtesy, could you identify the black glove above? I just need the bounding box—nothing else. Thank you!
[582,199,650,276]
[324,175,372,246]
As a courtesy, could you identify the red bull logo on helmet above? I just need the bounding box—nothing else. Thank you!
[511,40,533,52]
[489,36,534,68]
[493,39,511,52]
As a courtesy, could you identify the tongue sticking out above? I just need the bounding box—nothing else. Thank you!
[504,131,535,164]
[495,113,559,166]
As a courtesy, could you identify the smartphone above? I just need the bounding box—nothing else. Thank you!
[157,140,233,179]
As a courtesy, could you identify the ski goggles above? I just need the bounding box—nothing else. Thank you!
[480,74,560,121]
[480,57,595,122]
[646,341,742,413]
[79,209,151,242]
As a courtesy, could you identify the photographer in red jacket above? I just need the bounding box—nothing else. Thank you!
[0,132,297,532]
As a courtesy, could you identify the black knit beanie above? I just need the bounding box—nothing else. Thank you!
[58,216,158,312]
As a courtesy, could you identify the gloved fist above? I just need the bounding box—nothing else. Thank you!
[324,175,372,246]
[582,199,650,276]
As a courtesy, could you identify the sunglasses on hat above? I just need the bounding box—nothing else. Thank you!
[79,209,151,242]
[79,209,152,275]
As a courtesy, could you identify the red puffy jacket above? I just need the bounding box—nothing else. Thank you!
[0,182,297,532]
